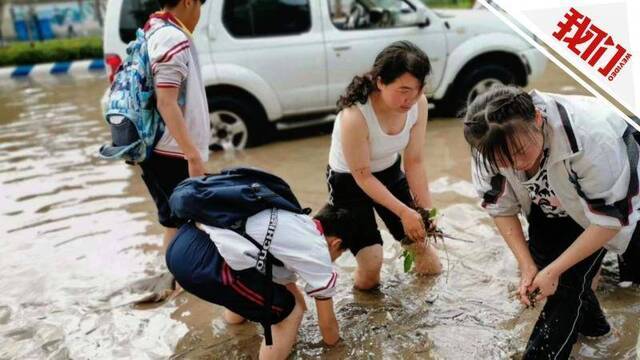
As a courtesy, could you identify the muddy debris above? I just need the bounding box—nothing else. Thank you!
[527,289,541,309]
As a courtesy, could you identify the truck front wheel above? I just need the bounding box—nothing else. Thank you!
[442,64,517,117]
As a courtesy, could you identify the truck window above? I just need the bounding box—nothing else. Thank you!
[223,0,311,38]
[120,0,160,43]
[328,0,418,30]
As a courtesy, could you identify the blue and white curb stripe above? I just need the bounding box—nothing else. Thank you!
[0,59,105,79]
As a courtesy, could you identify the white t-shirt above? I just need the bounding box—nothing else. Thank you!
[199,209,338,299]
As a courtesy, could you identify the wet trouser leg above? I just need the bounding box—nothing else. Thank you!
[619,224,640,284]
[523,249,607,359]
[523,204,609,360]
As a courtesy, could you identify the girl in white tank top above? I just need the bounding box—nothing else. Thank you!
[324,41,442,290]
[329,96,419,173]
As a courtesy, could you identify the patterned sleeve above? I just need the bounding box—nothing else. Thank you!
[147,27,190,89]
[471,155,521,217]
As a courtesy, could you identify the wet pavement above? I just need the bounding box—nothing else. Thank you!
[0,65,638,359]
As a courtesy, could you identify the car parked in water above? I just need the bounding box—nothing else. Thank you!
[102,0,547,150]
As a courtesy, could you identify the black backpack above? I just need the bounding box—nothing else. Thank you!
[170,167,306,229]
[169,167,311,344]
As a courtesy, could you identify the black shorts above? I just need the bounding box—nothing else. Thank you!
[166,223,296,324]
[326,157,413,256]
[139,154,189,228]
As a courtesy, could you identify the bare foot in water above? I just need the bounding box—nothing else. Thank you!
[169,281,184,300]
[223,309,246,324]
[411,243,443,275]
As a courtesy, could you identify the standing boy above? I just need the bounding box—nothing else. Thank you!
[141,0,210,291]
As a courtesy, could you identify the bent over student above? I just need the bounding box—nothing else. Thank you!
[464,85,640,359]
[166,204,355,360]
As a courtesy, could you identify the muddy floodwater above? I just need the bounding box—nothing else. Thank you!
[1,65,638,360]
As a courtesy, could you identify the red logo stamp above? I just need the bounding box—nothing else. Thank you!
[553,7,632,82]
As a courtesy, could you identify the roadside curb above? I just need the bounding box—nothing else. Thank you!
[0,59,105,79]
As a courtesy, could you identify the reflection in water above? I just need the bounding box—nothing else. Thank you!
[0,66,638,359]
[0,75,186,359]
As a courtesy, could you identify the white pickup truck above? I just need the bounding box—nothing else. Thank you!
[103,0,547,150]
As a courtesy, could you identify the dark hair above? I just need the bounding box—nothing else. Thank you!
[313,204,356,250]
[462,85,539,173]
[158,0,206,8]
[336,41,431,111]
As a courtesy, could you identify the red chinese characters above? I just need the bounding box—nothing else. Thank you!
[552,7,632,81]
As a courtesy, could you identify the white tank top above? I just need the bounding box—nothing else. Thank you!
[328,97,419,173]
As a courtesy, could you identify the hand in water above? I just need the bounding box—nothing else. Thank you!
[401,207,426,243]
[518,263,538,307]
[528,266,559,303]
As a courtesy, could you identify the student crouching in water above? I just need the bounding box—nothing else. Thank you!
[463,85,640,359]
[166,204,355,359]
[326,40,442,290]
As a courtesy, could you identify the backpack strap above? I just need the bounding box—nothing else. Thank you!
[145,20,181,39]
[256,208,278,274]
[230,209,282,346]
[234,219,285,268]
[258,208,278,346]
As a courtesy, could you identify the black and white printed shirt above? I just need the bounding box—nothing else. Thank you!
[519,134,569,218]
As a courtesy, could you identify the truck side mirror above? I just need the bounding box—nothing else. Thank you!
[416,8,430,28]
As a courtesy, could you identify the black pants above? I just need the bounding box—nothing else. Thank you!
[166,223,295,324]
[139,154,189,228]
[523,204,610,360]
[618,225,640,283]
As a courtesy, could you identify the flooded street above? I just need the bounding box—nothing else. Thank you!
[1,65,638,359]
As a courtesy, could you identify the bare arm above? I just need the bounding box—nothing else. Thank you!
[493,215,538,305]
[529,225,618,301]
[315,298,339,345]
[155,87,205,177]
[548,225,618,276]
[403,96,432,209]
[493,216,535,268]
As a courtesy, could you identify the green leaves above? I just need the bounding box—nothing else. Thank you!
[0,37,103,67]
[401,207,439,272]
[402,249,415,273]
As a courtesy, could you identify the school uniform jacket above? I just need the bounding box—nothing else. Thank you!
[472,90,640,254]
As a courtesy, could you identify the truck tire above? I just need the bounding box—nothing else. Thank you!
[207,95,272,151]
[441,64,517,117]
